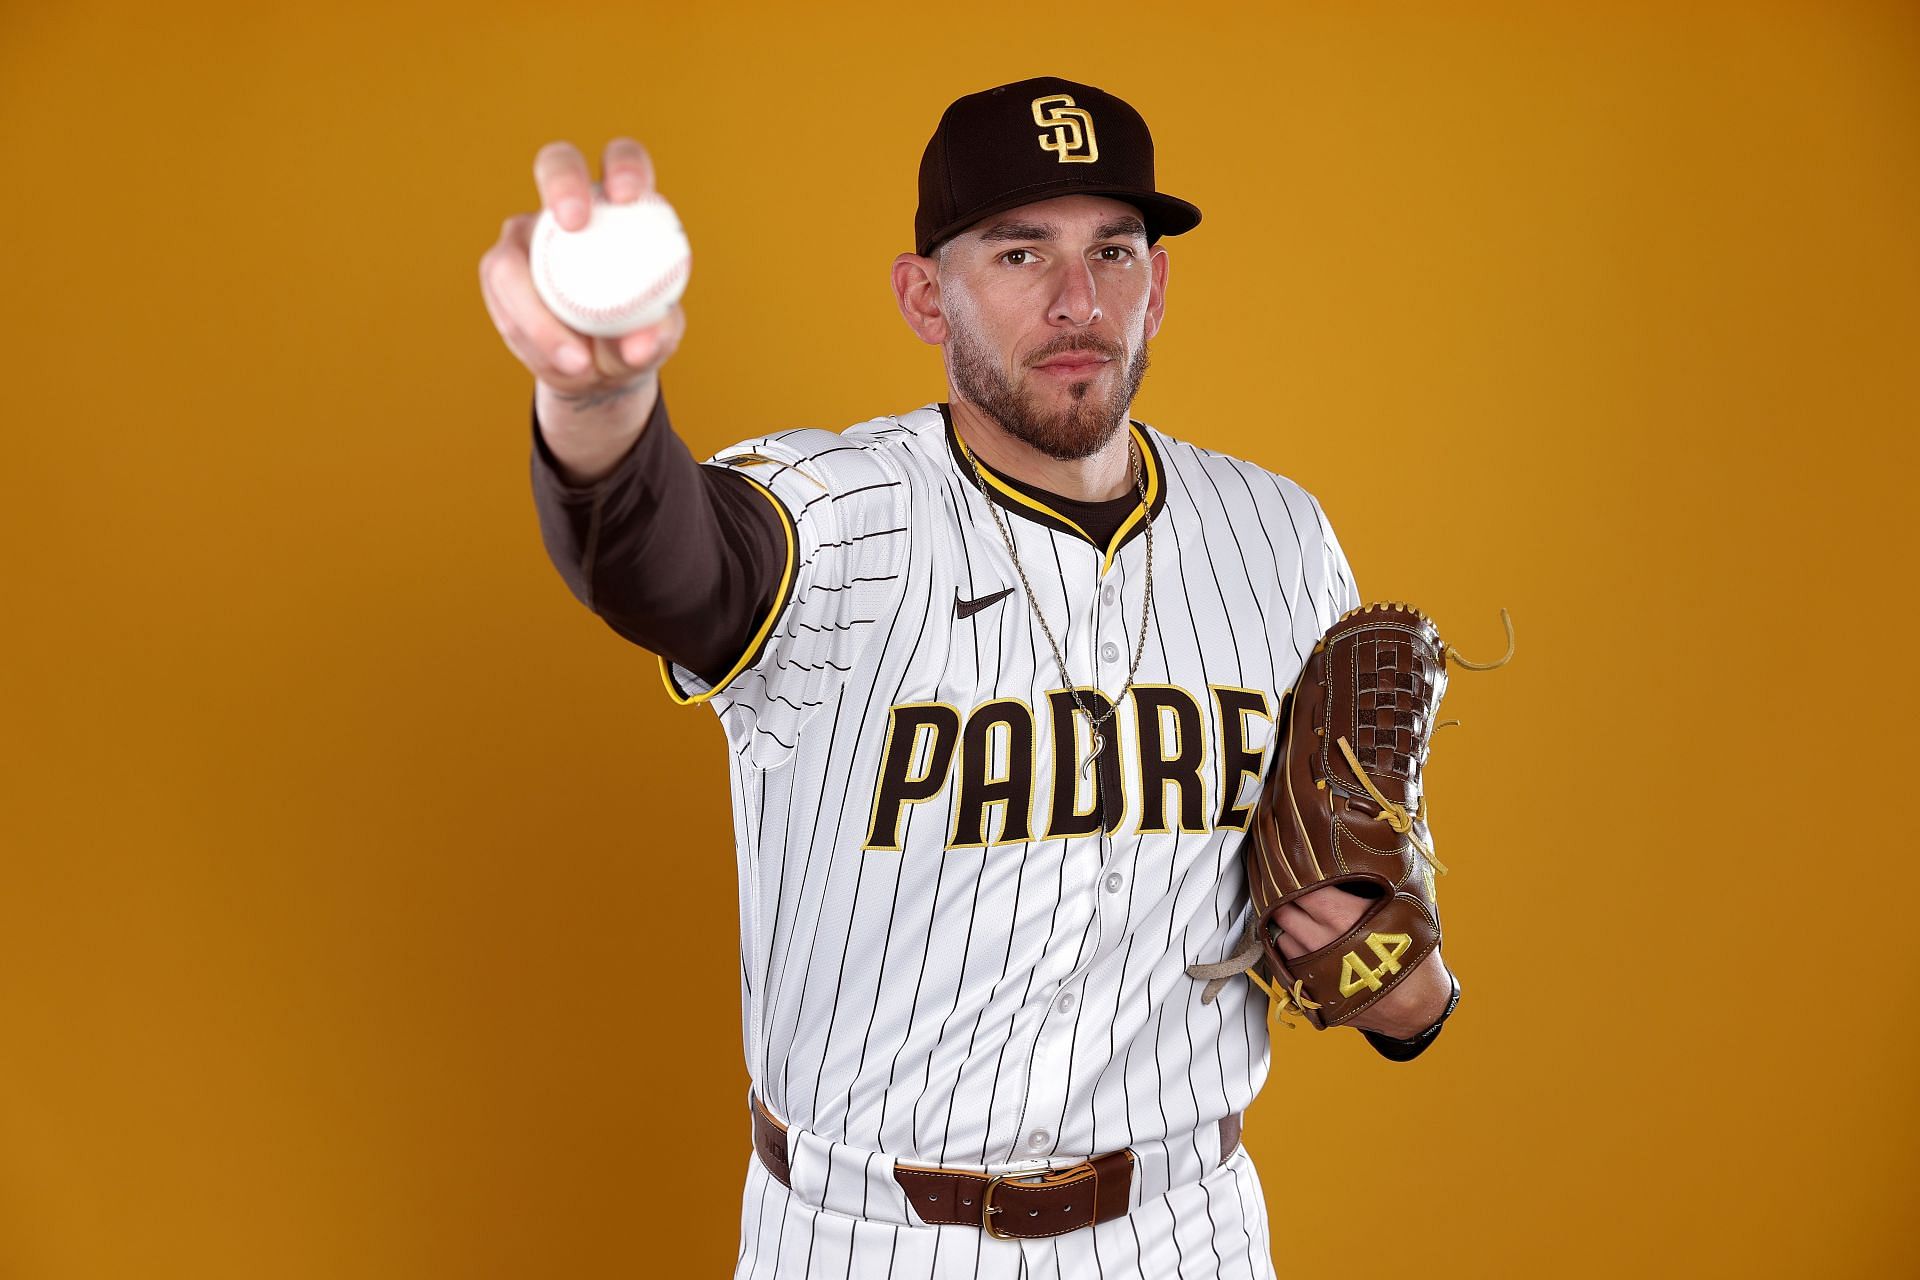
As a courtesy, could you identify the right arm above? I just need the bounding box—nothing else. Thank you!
[481,137,785,683]
[526,385,787,685]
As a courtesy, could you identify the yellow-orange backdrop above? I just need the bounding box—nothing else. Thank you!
[2,1,1915,1275]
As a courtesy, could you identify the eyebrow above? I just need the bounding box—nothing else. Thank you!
[975,216,1148,245]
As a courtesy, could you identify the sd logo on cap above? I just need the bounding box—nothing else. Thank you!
[914,77,1202,257]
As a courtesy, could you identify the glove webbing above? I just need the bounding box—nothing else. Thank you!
[1319,606,1517,877]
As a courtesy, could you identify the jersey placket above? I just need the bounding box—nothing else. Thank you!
[1002,519,1135,1163]
[1086,538,1146,971]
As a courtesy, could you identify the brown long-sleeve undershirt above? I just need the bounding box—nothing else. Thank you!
[527,389,1146,685]
[528,388,788,686]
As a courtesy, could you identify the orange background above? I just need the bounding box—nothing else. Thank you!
[3,1,1915,1275]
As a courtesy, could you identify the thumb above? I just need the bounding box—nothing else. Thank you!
[589,334,645,381]
[592,304,687,379]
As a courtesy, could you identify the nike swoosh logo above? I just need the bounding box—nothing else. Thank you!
[954,587,1015,620]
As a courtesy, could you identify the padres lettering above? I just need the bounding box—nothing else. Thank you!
[864,685,1273,850]
[1032,93,1098,164]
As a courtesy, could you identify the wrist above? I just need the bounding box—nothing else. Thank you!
[1351,952,1452,1039]
[534,374,660,486]
[1360,973,1461,1061]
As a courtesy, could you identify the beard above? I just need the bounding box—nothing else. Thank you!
[948,323,1150,462]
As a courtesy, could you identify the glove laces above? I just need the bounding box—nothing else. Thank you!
[1335,736,1447,875]
[1186,921,1324,1029]
[1247,968,1323,1031]
[1184,608,1516,1014]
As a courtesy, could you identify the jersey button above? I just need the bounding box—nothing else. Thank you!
[1027,1129,1052,1151]
[1102,584,1116,607]
[1104,872,1124,894]
[1056,991,1076,1014]
[1100,641,1120,663]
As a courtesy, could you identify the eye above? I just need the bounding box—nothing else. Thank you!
[1095,245,1135,262]
[1000,248,1034,266]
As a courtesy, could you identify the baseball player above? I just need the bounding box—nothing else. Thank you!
[479,76,1459,1279]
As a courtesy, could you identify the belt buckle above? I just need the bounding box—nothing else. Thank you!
[980,1162,1097,1240]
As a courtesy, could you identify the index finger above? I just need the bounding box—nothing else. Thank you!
[533,140,593,231]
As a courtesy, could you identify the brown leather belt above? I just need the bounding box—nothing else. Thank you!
[751,1094,1242,1241]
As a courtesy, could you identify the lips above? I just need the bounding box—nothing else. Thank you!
[1032,355,1111,375]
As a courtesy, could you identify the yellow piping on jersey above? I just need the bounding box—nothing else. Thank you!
[657,470,797,706]
[954,422,1162,576]
[1101,423,1161,575]
[955,432,1096,543]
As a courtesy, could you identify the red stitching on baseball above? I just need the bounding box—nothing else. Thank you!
[533,194,690,326]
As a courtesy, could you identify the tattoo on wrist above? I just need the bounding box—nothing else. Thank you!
[551,379,649,412]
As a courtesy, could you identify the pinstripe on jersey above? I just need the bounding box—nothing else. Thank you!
[664,404,1359,1278]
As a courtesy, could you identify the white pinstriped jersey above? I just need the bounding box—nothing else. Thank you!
[663,403,1359,1279]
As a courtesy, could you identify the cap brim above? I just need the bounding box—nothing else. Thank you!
[920,183,1202,257]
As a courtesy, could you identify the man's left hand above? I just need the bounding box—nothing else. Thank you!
[1270,884,1454,1039]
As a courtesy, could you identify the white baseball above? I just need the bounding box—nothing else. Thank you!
[529,187,692,338]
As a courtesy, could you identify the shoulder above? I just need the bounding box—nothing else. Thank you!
[694,411,937,582]
[1148,424,1360,620]
[704,405,948,491]
[1139,421,1340,538]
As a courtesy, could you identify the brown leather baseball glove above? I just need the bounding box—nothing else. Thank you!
[1189,602,1511,1031]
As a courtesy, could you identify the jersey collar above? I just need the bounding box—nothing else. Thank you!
[940,402,1168,574]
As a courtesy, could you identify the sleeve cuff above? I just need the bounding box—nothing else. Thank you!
[1360,973,1460,1063]
[654,467,798,706]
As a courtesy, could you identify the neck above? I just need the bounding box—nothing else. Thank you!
[947,397,1136,502]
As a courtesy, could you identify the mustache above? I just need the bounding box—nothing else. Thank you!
[1024,334,1124,366]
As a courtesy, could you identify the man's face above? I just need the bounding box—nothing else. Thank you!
[934,194,1168,462]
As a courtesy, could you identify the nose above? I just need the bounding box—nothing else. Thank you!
[1048,259,1102,328]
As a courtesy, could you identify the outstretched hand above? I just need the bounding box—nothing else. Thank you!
[478,136,688,394]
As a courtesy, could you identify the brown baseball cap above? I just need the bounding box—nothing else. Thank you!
[914,76,1202,258]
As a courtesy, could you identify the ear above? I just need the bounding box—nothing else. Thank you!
[1143,243,1170,342]
[891,252,948,345]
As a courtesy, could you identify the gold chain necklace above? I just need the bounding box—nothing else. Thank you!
[960,431,1155,778]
